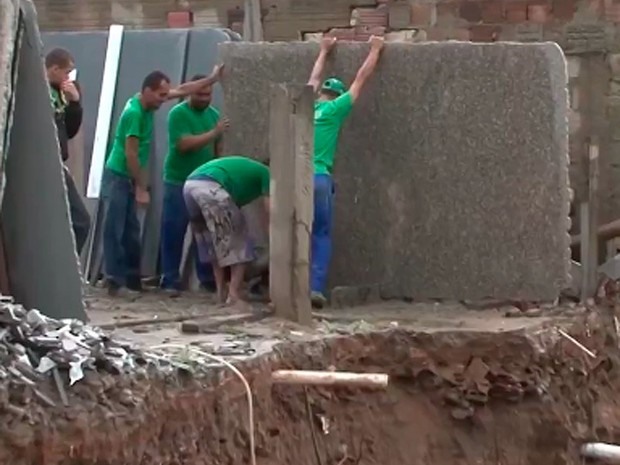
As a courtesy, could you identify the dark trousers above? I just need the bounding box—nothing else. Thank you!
[101,169,141,288]
[160,182,213,290]
[311,174,334,294]
[63,167,91,255]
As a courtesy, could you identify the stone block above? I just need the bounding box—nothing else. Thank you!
[219,41,571,301]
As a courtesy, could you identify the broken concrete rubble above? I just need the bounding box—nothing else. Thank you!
[219,41,571,302]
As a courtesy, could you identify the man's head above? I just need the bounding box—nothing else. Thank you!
[141,71,171,110]
[188,74,212,110]
[319,77,346,100]
[45,48,75,86]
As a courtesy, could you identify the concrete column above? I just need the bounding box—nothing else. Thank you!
[269,83,314,325]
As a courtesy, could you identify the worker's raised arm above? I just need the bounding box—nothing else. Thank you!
[307,37,337,93]
[348,36,384,102]
[168,64,224,100]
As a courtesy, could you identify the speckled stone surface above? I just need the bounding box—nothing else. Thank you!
[219,41,571,301]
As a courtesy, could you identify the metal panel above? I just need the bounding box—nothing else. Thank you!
[1,0,85,320]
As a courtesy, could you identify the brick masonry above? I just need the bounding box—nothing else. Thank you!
[32,0,620,228]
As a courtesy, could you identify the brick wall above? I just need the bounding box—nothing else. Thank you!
[33,0,620,226]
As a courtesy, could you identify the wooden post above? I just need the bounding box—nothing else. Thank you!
[580,136,599,301]
[243,0,263,42]
[269,84,314,325]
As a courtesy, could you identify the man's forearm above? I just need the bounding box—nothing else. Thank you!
[168,74,218,100]
[126,152,143,188]
[178,129,220,153]
[308,50,328,90]
[355,49,381,84]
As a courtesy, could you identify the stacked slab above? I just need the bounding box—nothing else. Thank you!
[219,41,571,301]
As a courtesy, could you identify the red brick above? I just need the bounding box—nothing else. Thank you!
[460,2,483,21]
[504,1,528,23]
[426,27,450,40]
[552,0,575,20]
[528,3,551,23]
[588,0,604,16]
[469,24,500,41]
[605,0,620,22]
[481,2,505,23]
[354,25,386,41]
[351,7,388,27]
[437,2,460,18]
[167,11,193,28]
[328,27,356,40]
[451,27,472,40]
[411,3,434,26]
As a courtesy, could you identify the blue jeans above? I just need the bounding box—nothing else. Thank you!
[102,169,141,287]
[311,174,334,294]
[160,182,213,289]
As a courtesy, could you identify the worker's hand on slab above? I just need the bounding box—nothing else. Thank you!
[215,117,230,135]
[369,35,385,53]
[211,64,225,82]
[135,186,150,206]
[61,80,80,102]
[320,36,337,54]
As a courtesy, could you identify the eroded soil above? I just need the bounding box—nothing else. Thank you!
[1,288,619,465]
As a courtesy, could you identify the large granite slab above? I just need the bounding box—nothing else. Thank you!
[219,41,571,301]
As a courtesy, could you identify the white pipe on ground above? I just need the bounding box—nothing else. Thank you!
[581,443,620,461]
[271,370,389,388]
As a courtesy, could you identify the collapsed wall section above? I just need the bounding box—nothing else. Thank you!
[219,41,571,301]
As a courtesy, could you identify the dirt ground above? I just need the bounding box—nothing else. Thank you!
[2,287,619,465]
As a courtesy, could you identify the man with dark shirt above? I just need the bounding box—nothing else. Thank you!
[45,48,91,255]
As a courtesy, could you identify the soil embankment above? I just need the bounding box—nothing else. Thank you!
[1,307,619,465]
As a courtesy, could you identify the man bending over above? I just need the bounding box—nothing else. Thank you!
[307,35,385,308]
[184,156,270,308]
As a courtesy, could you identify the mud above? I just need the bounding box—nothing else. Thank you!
[0,299,619,465]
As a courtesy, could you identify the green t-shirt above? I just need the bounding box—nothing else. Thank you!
[163,101,221,185]
[105,94,154,177]
[313,91,354,175]
[188,156,270,207]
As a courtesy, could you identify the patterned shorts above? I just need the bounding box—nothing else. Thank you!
[183,179,255,268]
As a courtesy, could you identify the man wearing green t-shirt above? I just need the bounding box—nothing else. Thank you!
[102,66,224,296]
[183,156,270,306]
[160,74,230,294]
[307,35,384,308]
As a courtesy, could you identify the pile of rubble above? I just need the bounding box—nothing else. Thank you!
[0,296,229,410]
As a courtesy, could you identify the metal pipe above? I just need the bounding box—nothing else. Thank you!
[581,443,620,461]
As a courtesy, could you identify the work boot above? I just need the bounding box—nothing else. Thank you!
[311,291,327,309]
[107,280,140,298]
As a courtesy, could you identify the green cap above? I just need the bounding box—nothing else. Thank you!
[321,77,346,96]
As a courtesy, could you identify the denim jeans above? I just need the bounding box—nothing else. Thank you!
[311,174,334,294]
[101,169,141,288]
[160,182,214,290]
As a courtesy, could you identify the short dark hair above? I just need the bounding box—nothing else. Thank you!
[142,71,170,91]
[45,48,74,69]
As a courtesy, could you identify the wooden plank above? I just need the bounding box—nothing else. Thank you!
[268,83,313,325]
[581,137,599,301]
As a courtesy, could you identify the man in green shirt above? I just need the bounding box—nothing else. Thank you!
[307,35,384,308]
[102,66,224,296]
[160,74,230,294]
[183,156,270,307]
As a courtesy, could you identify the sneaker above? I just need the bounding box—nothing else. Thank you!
[161,286,181,298]
[311,291,327,309]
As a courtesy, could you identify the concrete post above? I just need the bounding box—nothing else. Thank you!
[269,83,314,325]
[243,0,263,42]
